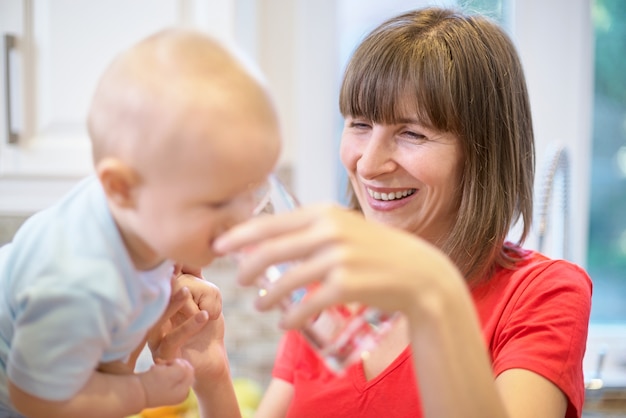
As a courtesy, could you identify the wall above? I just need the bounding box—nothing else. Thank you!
[511,0,593,267]
[0,215,28,245]
[203,259,282,388]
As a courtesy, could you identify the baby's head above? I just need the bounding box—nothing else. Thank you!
[87,28,281,270]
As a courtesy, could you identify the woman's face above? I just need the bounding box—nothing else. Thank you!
[339,112,464,244]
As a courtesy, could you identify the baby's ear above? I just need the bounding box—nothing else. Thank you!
[96,158,140,208]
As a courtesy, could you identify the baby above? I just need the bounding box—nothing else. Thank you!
[0,28,280,417]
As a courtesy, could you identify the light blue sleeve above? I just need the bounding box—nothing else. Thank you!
[8,283,122,401]
[1,177,168,404]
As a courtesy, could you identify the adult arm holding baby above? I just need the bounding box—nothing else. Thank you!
[8,322,194,418]
[9,270,229,418]
[5,271,196,418]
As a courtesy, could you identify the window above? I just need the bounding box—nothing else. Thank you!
[588,0,626,323]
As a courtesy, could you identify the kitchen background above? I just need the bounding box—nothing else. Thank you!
[1,0,625,414]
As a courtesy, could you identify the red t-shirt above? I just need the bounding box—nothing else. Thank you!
[272,249,592,418]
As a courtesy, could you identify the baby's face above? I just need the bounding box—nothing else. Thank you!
[126,108,281,270]
[89,30,283,270]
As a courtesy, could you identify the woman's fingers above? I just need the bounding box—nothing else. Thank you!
[214,204,345,260]
[281,281,341,329]
[252,245,339,310]
[227,206,351,287]
[214,207,315,253]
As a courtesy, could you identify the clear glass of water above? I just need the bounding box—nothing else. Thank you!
[249,174,396,374]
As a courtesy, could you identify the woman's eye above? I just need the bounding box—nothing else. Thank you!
[349,120,371,129]
[403,130,426,140]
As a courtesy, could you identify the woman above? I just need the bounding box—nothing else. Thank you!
[159,7,592,418]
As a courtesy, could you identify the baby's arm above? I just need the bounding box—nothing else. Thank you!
[9,358,194,418]
[148,274,242,418]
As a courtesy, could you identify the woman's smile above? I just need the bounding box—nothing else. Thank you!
[366,187,417,201]
[363,185,418,212]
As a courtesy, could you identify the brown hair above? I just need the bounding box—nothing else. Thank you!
[339,7,534,283]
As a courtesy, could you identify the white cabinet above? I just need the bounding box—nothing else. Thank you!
[0,0,239,214]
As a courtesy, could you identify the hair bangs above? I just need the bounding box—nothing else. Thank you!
[340,33,457,133]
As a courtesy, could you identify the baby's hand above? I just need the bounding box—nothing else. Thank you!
[137,358,194,408]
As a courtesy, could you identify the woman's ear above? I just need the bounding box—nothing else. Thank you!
[96,158,140,208]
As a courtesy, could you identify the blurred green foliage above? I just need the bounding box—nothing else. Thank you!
[593,0,626,102]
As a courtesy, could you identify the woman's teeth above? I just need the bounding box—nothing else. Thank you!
[367,188,416,201]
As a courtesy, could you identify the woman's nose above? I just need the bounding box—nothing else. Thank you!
[357,131,397,178]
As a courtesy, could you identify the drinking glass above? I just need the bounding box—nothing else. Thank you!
[249,174,396,374]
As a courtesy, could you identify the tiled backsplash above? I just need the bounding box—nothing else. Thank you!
[203,259,283,388]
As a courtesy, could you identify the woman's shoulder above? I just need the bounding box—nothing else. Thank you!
[496,243,592,292]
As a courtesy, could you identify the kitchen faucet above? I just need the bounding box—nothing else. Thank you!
[536,143,570,260]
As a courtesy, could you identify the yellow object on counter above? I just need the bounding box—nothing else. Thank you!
[233,377,263,415]
[127,389,198,418]
[127,377,264,418]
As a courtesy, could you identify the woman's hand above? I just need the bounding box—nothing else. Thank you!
[213,205,516,418]
[213,204,464,329]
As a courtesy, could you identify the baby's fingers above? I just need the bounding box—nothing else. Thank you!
[150,311,209,361]
[140,359,195,408]
[194,280,223,319]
